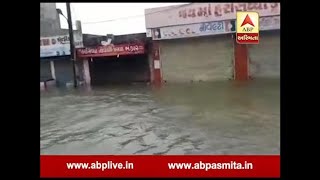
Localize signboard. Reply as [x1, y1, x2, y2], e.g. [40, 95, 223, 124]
[145, 3, 280, 28]
[151, 15, 279, 40]
[225, 16, 280, 32]
[76, 43, 145, 58]
[40, 34, 83, 58]
[146, 29, 152, 37]
[152, 21, 228, 40]
[236, 11, 259, 44]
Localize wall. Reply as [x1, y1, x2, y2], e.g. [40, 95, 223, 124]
[40, 3, 82, 37]
[76, 60, 84, 82]
[145, 3, 280, 29]
[40, 3, 61, 37]
[147, 42, 155, 83]
[59, 21, 84, 47]
[160, 35, 234, 83]
[145, 3, 280, 83]
[41, 3, 83, 86]
[82, 33, 147, 47]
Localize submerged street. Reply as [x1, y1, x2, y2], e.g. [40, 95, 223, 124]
[40, 79, 280, 155]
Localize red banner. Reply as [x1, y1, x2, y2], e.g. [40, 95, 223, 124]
[40, 155, 280, 178]
[76, 43, 145, 58]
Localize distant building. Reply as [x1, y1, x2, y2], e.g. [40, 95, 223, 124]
[77, 33, 151, 86]
[40, 3, 62, 37]
[145, 3, 280, 83]
[40, 3, 84, 88]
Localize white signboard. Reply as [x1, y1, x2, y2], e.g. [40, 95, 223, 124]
[151, 15, 279, 40]
[40, 34, 83, 58]
[145, 3, 280, 28]
[146, 29, 152, 38]
[154, 60, 160, 69]
[152, 21, 228, 40]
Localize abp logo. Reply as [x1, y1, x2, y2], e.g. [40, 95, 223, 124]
[236, 12, 259, 44]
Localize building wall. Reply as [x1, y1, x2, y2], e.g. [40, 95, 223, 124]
[82, 33, 147, 47]
[76, 60, 84, 82]
[147, 42, 154, 83]
[249, 31, 280, 78]
[159, 34, 234, 83]
[40, 3, 61, 37]
[41, 3, 84, 86]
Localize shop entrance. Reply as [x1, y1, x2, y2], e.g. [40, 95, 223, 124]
[89, 54, 150, 85]
[248, 30, 280, 79]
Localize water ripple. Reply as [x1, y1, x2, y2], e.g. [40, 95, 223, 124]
[41, 81, 280, 155]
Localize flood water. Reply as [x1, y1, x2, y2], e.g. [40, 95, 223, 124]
[40, 79, 280, 155]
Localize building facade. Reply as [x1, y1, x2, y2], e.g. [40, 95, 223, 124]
[145, 3, 280, 84]
[40, 3, 84, 88]
[76, 33, 151, 86]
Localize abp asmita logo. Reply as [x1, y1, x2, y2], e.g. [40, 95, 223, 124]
[236, 12, 259, 44]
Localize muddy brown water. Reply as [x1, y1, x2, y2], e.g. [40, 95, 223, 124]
[40, 79, 280, 155]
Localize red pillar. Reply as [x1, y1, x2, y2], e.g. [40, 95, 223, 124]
[234, 38, 249, 81]
[151, 41, 162, 85]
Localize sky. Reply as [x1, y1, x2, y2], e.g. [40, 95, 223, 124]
[56, 3, 188, 35]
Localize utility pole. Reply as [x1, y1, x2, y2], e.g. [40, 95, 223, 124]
[66, 3, 77, 88]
